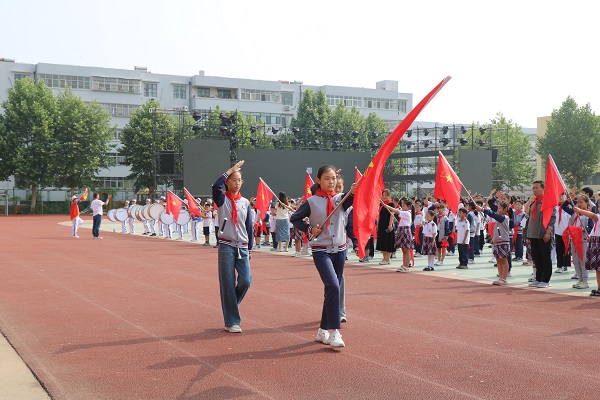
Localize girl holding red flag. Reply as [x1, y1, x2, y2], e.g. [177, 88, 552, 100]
[571, 203, 600, 297]
[290, 165, 357, 349]
[562, 194, 594, 289]
[212, 160, 254, 333]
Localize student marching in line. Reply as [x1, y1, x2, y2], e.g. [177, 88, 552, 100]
[290, 165, 357, 349]
[421, 210, 438, 271]
[212, 160, 254, 333]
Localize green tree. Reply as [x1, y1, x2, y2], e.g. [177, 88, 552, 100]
[537, 97, 600, 187]
[120, 100, 178, 194]
[330, 104, 363, 132]
[314, 90, 331, 131]
[488, 113, 536, 191]
[290, 89, 316, 129]
[0, 77, 58, 212]
[54, 88, 115, 196]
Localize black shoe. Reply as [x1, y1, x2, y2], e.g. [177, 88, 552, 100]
[423, 266, 435, 271]
[150, 233, 157, 236]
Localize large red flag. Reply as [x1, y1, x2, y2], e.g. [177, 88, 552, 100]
[305, 171, 314, 199]
[353, 76, 452, 259]
[355, 166, 363, 183]
[183, 187, 202, 217]
[434, 151, 463, 214]
[166, 190, 183, 222]
[541, 154, 567, 228]
[256, 178, 276, 232]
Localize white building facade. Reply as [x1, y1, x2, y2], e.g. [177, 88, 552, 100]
[0, 59, 413, 199]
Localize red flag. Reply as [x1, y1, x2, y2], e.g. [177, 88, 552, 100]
[355, 166, 363, 183]
[256, 178, 275, 228]
[305, 171, 314, 199]
[353, 76, 451, 259]
[184, 187, 202, 217]
[563, 226, 584, 262]
[434, 151, 463, 214]
[541, 154, 567, 229]
[166, 190, 183, 222]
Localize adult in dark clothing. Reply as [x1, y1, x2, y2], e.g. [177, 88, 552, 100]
[376, 189, 396, 265]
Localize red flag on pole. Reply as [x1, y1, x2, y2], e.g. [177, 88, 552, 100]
[434, 151, 463, 214]
[541, 154, 567, 228]
[355, 166, 363, 183]
[256, 177, 275, 228]
[305, 171, 314, 199]
[183, 187, 202, 217]
[166, 190, 183, 222]
[353, 76, 452, 259]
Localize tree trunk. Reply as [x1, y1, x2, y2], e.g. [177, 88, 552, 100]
[70, 187, 75, 198]
[30, 183, 37, 214]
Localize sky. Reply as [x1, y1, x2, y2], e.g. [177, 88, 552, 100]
[2, 0, 599, 129]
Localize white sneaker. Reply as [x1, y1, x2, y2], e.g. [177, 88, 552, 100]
[73, 235, 79, 238]
[492, 279, 507, 286]
[315, 328, 330, 344]
[434, 261, 443, 266]
[488, 258, 496, 263]
[329, 329, 345, 348]
[529, 280, 540, 287]
[395, 266, 409, 273]
[226, 324, 242, 333]
[537, 282, 551, 288]
[576, 282, 589, 289]
[378, 260, 390, 265]
[293, 252, 301, 257]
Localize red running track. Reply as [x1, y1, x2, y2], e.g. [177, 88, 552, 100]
[1, 215, 600, 399]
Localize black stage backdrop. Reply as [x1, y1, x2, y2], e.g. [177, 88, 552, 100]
[183, 139, 372, 199]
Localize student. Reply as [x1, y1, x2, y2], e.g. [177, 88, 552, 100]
[290, 165, 357, 349]
[91, 192, 111, 239]
[276, 192, 293, 252]
[422, 210, 438, 271]
[563, 194, 594, 289]
[202, 203, 214, 246]
[467, 202, 478, 263]
[572, 204, 600, 297]
[455, 207, 470, 269]
[413, 201, 424, 256]
[212, 160, 254, 333]
[70, 188, 88, 238]
[477, 200, 512, 286]
[250, 202, 262, 249]
[269, 206, 278, 251]
[554, 194, 571, 274]
[385, 197, 414, 273]
[435, 206, 449, 266]
[513, 200, 526, 261]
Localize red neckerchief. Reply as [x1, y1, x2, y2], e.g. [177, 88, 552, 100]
[225, 191, 242, 224]
[531, 196, 543, 221]
[315, 188, 337, 228]
[558, 204, 563, 225]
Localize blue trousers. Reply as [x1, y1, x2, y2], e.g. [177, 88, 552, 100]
[468, 236, 476, 260]
[218, 244, 252, 327]
[92, 214, 102, 238]
[312, 250, 346, 330]
[457, 243, 469, 266]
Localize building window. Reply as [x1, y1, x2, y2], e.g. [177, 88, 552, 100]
[282, 92, 293, 106]
[98, 103, 140, 117]
[111, 129, 123, 141]
[98, 176, 133, 189]
[38, 74, 90, 89]
[14, 73, 32, 81]
[106, 152, 127, 165]
[196, 87, 210, 97]
[217, 88, 235, 100]
[399, 101, 407, 113]
[240, 88, 279, 102]
[92, 77, 141, 93]
[173, 85, 187, 99]
[144, 83, 157, 97]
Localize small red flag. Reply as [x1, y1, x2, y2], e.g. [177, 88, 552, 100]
[256, 178, 275, 227]
[563, 226, 584, 262]
[541, 155, 567, 229]
[355, 166, 363, 183]
[353, 76, 452, 259]
[434, 151, 463, 214]
[184, 187, 202, 218]
[305, 171, 314, 199]
[166, 190, 183, 222]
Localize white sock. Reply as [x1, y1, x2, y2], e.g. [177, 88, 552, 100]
[428, 255, 435, 267]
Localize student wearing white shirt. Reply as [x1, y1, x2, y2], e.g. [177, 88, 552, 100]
[91, 192, 111, 239]
[422, 210, 438, 271]
[455, 207, 470, 269]
[554, 195, 571, 274]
